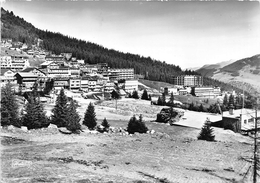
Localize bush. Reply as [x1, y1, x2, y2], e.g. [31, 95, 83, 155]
[198, 119, 215, 141]
[127, 115, 148, 134]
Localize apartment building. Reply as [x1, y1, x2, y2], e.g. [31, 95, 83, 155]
[194, 86, 221, 98]
[1, 55, 30, 71]
[173, 75, 203, 86]
[108, 68, 134, 80]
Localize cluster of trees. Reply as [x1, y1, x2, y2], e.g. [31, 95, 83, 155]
[1, 82, 149, 135]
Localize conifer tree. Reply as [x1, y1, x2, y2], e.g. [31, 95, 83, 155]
[22, 95, 49, 130]
[198, 104, 204, 112]
[132, 90, 139, 99]
[198, 118, 215, 141]
[1, 82, 21, 127]
[83, 102, 97, 130]
[51, 88, 68, 127]
[101, 118, 110, 132]
[157, 96, 163, 105]
[161, 93, 166, 105]
[169, 92, 174, 106]
[141, 89, 149, 100]
[223, 94, 228, 107]
[127, 114, 148, 134]
[228, 94, 235, 107]
[66, 100, 81, 133]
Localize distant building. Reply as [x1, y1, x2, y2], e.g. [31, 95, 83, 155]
[15, 72, 39, 92]
[53, 77, 69, 90]
[69, 78, 81, 91]
[108, 68, 134, 80]
[173, 75, 203, 86]
[0, 69, 16, 87]
[124, 80, 138, 93]
[194, 86, 221, 98]
[222, 108, 260, 133]
[22, 67, 47, 78]
[1, 55, 30, 71]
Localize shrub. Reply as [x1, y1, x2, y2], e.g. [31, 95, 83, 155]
[198, 119, 215, 141]
[127, 115, 148, 134]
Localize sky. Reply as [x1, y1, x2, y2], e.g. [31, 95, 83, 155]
[2, 0, 260, 69]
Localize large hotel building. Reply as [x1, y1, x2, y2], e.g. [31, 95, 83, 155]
[173, 75, 203, 86]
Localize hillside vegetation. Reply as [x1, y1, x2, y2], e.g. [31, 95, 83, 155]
[1, 8, 248, 95]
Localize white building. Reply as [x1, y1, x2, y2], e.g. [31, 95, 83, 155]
[124, 80, 138, 93]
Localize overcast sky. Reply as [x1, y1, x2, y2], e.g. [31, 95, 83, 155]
[2, 1, 260, 69]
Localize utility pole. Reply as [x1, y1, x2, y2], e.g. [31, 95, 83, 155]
[253, 98, 258, 183]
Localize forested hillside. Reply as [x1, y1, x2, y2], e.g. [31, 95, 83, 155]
[1, 8, 247, 95]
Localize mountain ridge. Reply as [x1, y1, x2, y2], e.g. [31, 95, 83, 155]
[196, 54, 260, 94]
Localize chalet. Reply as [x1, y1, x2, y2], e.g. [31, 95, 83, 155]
[45, 56, 65, 64]
[0, 69, 16, 87]
[0, 55, 30, 71]
[88, 79, 97, 91]
[69, 78, 81, 91]
[53, 77, 69, 90]
[222, 108, 260, 133]
[104, 82, 115, 92]
[77, 59, 85, 64]
[80, 78, 89, 92]
[22, 67, 47, 78]
[15, 72, 39, 92]
[40, 61, 54, 69]
[69, 68, 80, 78]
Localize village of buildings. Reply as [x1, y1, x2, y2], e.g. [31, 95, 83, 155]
[1, 38, 259, 134]
[1, 39, 224, 97]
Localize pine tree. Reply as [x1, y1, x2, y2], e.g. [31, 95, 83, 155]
[169, 92, 174, 106]
[101, 118, 110, 132]
[1, 83, 21, 127]
[132, 90, 139, 99]
[51, 88, 68, 127]
[83, 102, 97, 130]
[228, 94, 235, 106]
[161, 93, 166, 105]
[66, 100, 81, 133]
[223, 94, 228, 107]
[198, 119, 215, 141]
[141, 89, 149, 100]
[157, 96, 163, 105]
[127, 114, 148, 134]
[22, 95, 49, 130]
[198, 104, 204, 112]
